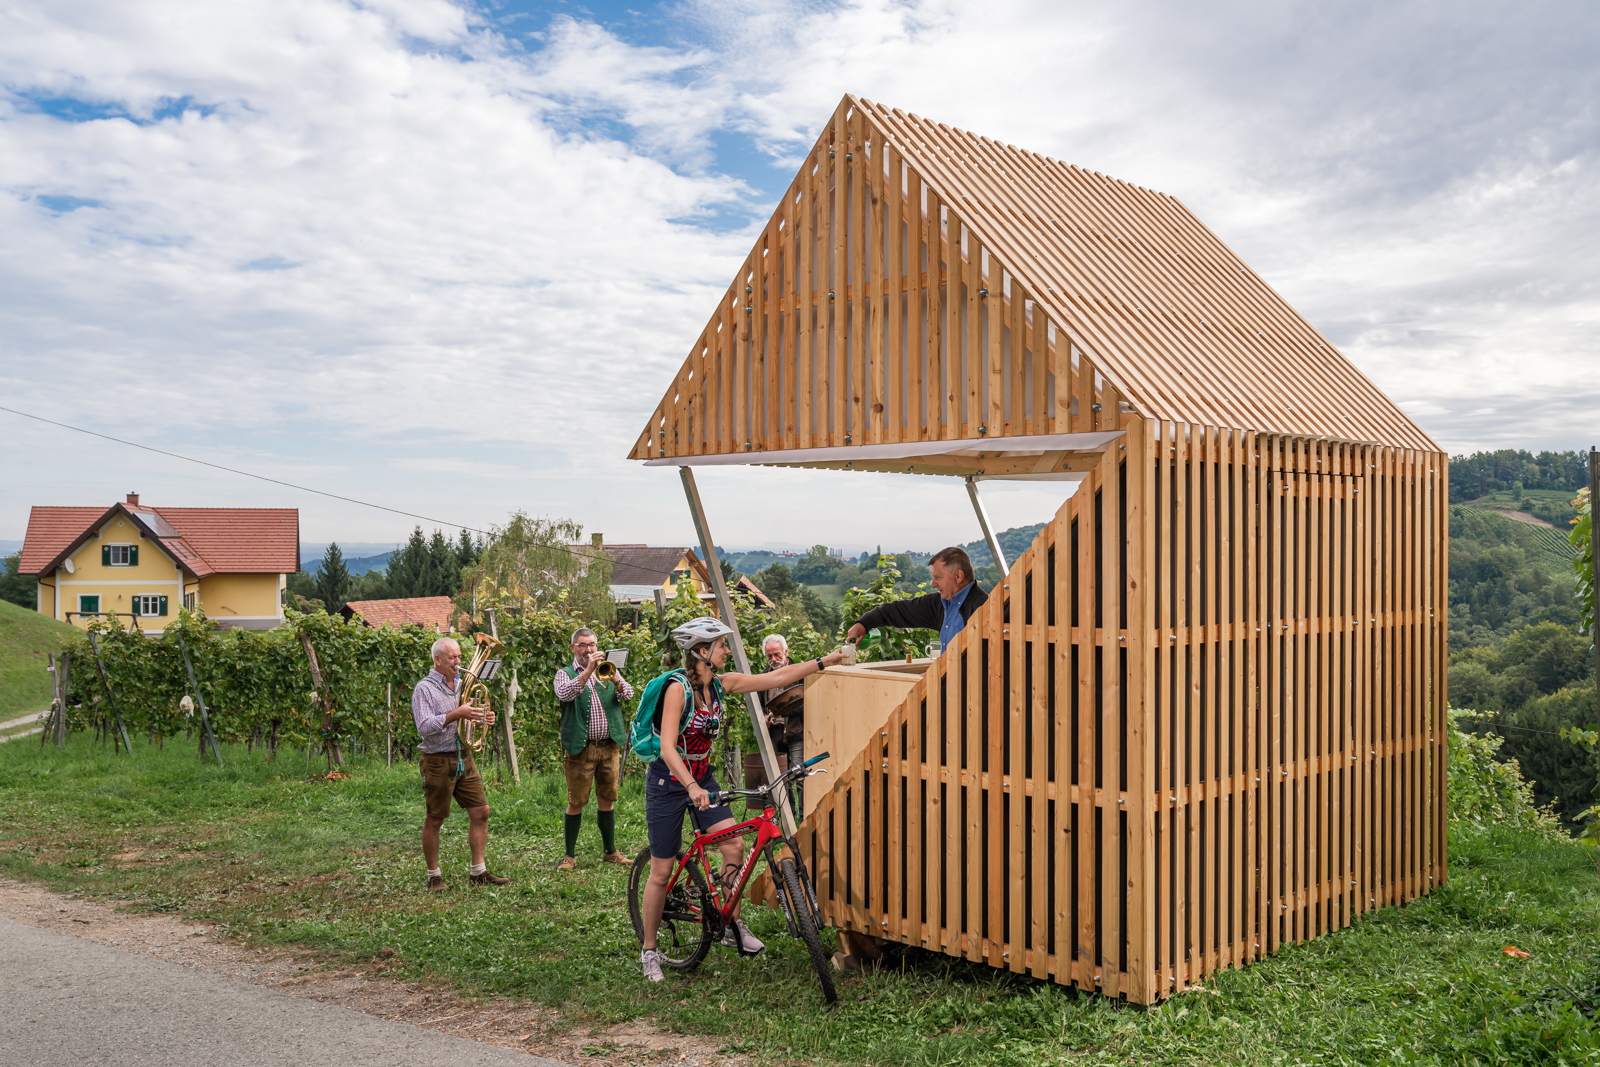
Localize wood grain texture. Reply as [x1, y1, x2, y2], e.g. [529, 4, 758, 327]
[699, 96, 1446, 1004]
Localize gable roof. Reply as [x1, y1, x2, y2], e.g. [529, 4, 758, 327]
[21, 503, 299, 577]
[606, 545, 707, 588]
[629, 94, 1436, 469]
[342, 596, 459, 631]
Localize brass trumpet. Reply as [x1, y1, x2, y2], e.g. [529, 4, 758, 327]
[594, 658, 619, 683]
[457, 632, 505, 753]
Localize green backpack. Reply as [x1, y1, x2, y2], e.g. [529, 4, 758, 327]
[628, 669, 721, 763]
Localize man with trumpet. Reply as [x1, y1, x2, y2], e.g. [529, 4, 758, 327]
[413, 636, 512, 891]
[552, 627, 634, 870]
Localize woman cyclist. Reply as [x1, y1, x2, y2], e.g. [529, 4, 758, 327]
[639, 617, 845, 982]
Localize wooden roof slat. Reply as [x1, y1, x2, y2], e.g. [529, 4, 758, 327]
[630, 95, 1434, 464]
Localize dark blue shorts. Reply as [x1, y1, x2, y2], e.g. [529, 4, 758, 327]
[644, 762, 734, 859]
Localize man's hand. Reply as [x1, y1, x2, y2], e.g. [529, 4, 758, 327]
[578, 649, 604, 680]
[450, 702, 489, 725]
[846, 622, 866, 642]
[688, 783, 712, 811]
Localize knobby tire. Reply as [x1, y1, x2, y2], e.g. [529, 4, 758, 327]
[628, 848, 713, 972]
[777, 856, 837, 1004]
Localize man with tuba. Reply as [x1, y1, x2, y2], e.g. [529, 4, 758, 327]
[413, 636, 511, 891]
[552, 627, 633, 870]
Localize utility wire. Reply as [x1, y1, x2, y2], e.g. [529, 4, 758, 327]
[0, 404, 621, 566]
[1453, 714, 1580, 740]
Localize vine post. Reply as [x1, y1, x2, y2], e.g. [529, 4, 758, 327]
[297, 631, 343, 773]
[175, 633, 221, 764]
[386, 682, 393, 767]
[502, 666, 521, 784]
[87, 633, 133, 754]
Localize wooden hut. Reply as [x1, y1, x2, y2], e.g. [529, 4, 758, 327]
[629, 95, 1448, 1003]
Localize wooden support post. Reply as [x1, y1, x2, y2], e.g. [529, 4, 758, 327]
[43, 653, 59, 748]
[86, 635, 131, 754]
[965, 476, 1009, 577]
[1591, 447, 1598, 739]
[175, 634, 221, 765]
[386, 682, 393, 768]
[678, 466, 796, 836]
[297, 633, 342, 772]
[504, 666, 521, 784]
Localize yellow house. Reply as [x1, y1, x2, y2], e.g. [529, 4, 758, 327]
[21, 493, 299, 633]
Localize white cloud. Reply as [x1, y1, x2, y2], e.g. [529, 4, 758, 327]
[1, 0, 1595, 551]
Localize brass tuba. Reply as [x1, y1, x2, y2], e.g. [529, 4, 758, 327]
[457, 632, 505, 753]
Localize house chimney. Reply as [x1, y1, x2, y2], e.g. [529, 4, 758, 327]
[591, 532, 603, 548]
[126, 492, 139, 506]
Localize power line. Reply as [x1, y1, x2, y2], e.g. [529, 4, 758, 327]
[0, 404, 619, 565]
[1454, 714, 1579, 740]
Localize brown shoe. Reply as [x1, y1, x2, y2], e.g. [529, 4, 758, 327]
[468, 870, 511, 886]
[427, 875, 450, 892]
[602, 851, 630, 865]
[556, 855, 578, 872]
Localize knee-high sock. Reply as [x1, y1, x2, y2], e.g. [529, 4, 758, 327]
[597, 809, 617, 853]
[564, 812, 582, 857]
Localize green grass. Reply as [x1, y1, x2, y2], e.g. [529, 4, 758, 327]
[0, 598, 79, 718]
[3, 738, 1599, 1066]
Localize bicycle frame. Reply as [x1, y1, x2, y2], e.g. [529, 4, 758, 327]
[665, 758, 826, 933]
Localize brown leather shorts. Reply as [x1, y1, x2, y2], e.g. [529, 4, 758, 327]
[562, 739, 620, 807]
[419, 751, 488, 821]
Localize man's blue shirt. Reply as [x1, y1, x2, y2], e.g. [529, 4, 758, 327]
[940, 582, 973, 649]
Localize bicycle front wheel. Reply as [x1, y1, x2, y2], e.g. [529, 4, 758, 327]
[776, 856, 837, 1004]
[628, 848, 714, 972]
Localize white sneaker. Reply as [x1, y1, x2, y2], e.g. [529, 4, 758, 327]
[721, 920, 765, 957]
[640, 947, 665, 982]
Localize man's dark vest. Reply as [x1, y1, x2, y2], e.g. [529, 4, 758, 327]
[558, 664, 628, 756]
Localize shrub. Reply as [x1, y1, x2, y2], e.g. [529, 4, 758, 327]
[1446, 709, 1564, 840]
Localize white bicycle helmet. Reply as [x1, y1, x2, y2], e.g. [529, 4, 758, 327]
[672, 616, 734, 652]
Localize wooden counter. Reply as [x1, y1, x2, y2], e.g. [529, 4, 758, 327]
[799, 658, 934, 817]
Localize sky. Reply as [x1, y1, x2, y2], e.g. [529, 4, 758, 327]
[2, 0, 1596, 556]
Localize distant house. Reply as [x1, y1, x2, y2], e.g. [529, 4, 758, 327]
[20, 493, 298, 633]
[576, 536, 771, 609]
[341, 596, 461, 632]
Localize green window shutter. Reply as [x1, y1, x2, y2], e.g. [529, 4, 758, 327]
[159, 595, 168, 617]
[131, 597, 141, 617]
[102, 546, 110, 566]
[129, 545, 139, 566]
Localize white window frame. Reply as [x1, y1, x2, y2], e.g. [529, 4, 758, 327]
[136, 594, 162, 616]
[183, 591, 197, 611]
[108, 544, 132, 566]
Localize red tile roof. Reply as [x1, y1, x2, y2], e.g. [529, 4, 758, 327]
[20, 503, 299, 577]
[19, 507, 108, 574]
[342, 597, 461, 631]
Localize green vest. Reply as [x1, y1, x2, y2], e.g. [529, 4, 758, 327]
[559, 663, 628, 756]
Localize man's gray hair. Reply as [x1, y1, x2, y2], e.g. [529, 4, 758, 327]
[570, 627, 596, 646]
[430, 636, 460, 660]
[762, 633, 788, 654]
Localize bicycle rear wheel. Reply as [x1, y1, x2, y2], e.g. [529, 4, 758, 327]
[628, 848, 714, 972]
[776, 856, 837, 1004]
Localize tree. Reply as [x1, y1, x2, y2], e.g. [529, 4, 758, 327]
[459, 512, 613, 624]
[721, 557, 737, 585]
[1, 551, 34, 609]
[754, 562, 799, 601]
[792, 544, 842, 585]
[313, 543, 353, 615]
[386, 526, 464, 599]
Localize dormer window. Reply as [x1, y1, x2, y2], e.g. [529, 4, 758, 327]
[103, 544, 137, 567]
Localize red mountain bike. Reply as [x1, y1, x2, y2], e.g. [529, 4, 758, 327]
[627, 753, 837, 1004]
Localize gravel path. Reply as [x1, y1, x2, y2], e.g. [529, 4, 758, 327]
[0, 880, 749, 1067]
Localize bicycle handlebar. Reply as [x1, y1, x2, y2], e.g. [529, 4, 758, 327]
[707, 751, 830, 808]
